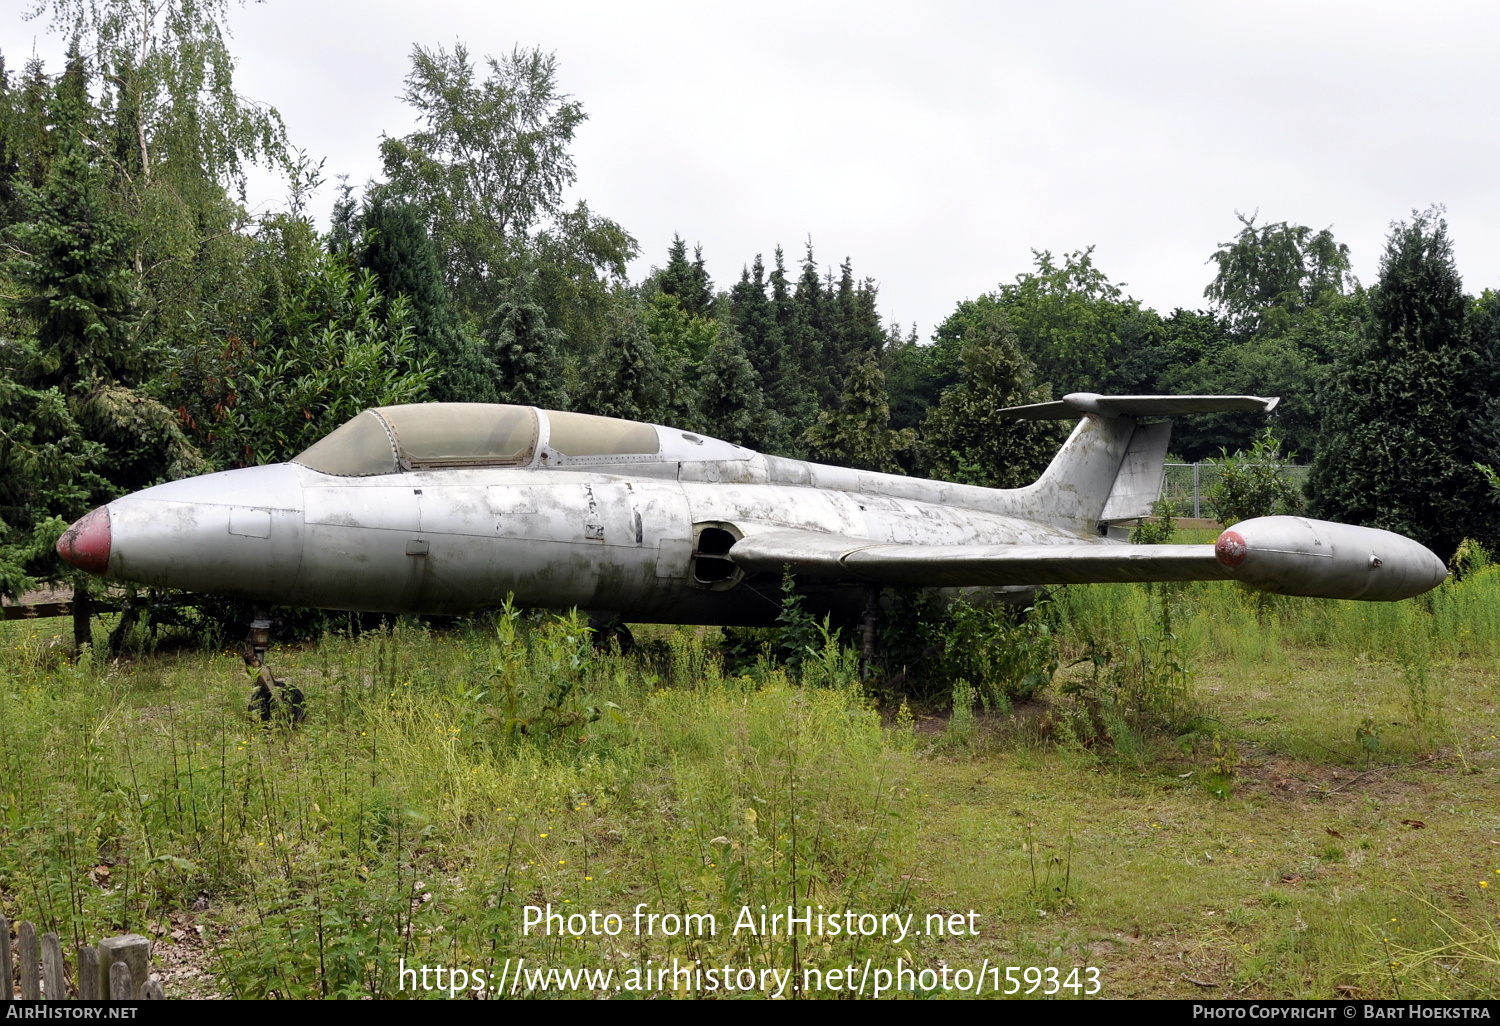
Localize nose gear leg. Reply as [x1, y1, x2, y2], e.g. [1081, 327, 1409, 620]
[243, 611, 304, 724]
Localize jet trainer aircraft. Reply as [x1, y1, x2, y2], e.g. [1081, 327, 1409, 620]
[55, 395, 1449, 629]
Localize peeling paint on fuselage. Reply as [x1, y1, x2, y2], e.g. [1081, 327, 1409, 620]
[96, 415, 1127, 627]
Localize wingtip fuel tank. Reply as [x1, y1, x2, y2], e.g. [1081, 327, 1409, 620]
[1212, 516, 1448, 601]
[57, 506, 112, 575]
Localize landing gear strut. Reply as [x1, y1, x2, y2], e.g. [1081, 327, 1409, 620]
[860, 585, 881, 680]
[243, 611, 304, 723]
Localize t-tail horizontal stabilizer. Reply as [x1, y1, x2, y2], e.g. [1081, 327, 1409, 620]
[998, 392, 1280, 421]
[1005, 393, 1281, 529]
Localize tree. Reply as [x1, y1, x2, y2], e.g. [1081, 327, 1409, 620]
[19, 3, 294, 423]
[577, 304, 668, 424]
[1205, 213, 1352, 339]
[356, 189, 498, 403]
[4, 64, 200, 642]
[1161, 332, 1330, 461]
[827, 257, 885, 384]
[656, 234, 713, 317]
[803, 351, 912, 474]
[485, 271, 566, 409]
[1307, 209, 1494, 559]
[992, 248, 1160, 396]
[692, 334, 769, 448]
[888, 297, 986, 433]
[791, 242, 835, 405]
[731, 249, 827, 452]
[1469, 288, 1500, 465]
[0, 348, 103, 598]
[30, 0, 287, 192]
[1205, 429, 1304, 526]
[529, 199, 637, 356]
[177, 227, 432, 470]
[643, 290, 716, 426]
[379, 43, 636, 326]
[920, 306, 1058, 488]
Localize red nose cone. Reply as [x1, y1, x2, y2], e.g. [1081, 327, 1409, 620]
[57, 506, 112, 575]
[1214, 529, 1248, 569]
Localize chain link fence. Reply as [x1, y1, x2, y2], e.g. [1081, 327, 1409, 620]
[1160, 463, 1312, 519]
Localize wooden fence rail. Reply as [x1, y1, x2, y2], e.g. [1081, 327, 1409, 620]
[2, 915, 166, 1000]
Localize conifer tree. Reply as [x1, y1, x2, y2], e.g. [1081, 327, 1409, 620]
[358, 191, 499, 403]
[4, 59, 200, 642]
[657, 234, 713, 317]
[921, 306, 1058, 488]
[803, 351, 912, 473]
[792, 242, 837, 404]
[486, 271, 567, 408]
[579, 304, 668, 423]
[829, 258, 884, 380]
[1307, 210, 1495, 559]
[693, 335, 771, 448]
[767, 246, 819, 442]
[730, 255, 778, 379]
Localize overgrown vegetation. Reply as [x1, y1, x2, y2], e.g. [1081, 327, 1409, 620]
[1206, 429, 1305, 526]
[2, 561, 1497, 998]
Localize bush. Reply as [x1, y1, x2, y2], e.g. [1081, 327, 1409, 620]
[1207, 429, 1304, 526]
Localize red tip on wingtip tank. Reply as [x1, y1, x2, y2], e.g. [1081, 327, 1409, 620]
[1214, 529, 1248, 569]
[56, 506, 111, 574]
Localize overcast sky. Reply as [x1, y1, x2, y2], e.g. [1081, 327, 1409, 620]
[6, 1, 1498, 338]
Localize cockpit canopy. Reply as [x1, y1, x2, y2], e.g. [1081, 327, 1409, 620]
[292, 404, 664, 477]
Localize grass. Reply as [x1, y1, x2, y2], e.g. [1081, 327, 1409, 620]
[0, 565, 1497, 999]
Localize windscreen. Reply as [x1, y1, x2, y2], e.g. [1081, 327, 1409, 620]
[292, 410, 400, 476]
[293, 404, 541, 475]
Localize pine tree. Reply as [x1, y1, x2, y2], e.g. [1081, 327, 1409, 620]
[579, 304, 668, 423]
[693, 334, 771, 448]
[657, 234, 713, 317]
[1307, 209, 1495, 559]
[358, 191, 499, 403]
[802, 352, 913, 473]
[829, 257, 885, 383]
[4, 59, 200, 642]
[921, 306, 1058, 488]
[768, 246, 818, 442]
[730, 255, 779, 381]
[792, 242, 837, 404]
[486, 271, 567, 408]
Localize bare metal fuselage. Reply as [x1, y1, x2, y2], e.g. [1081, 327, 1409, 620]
[102, 455, 1084, 626]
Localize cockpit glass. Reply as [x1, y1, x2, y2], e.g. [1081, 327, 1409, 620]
[381, 404, 539, 469]
[292, 404, 541, 475]
[291, 411, 399, 476]
[546, 410, 660, 456]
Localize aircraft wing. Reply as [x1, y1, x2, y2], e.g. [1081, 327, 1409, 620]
[729, 528, 1229, 588]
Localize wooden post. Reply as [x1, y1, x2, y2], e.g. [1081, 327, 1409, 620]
[72, 585, 93, 651]
[108, 961, 132, 1000]
[16, 922, 38, 1000]
[98, 934, 150, 1000]
[40, 933, 65, 999]
[77, 946, 100, 1000]
[0, 914, 12, 1002]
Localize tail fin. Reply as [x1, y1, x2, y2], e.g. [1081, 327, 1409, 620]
[1000, 393, 1279, 532]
